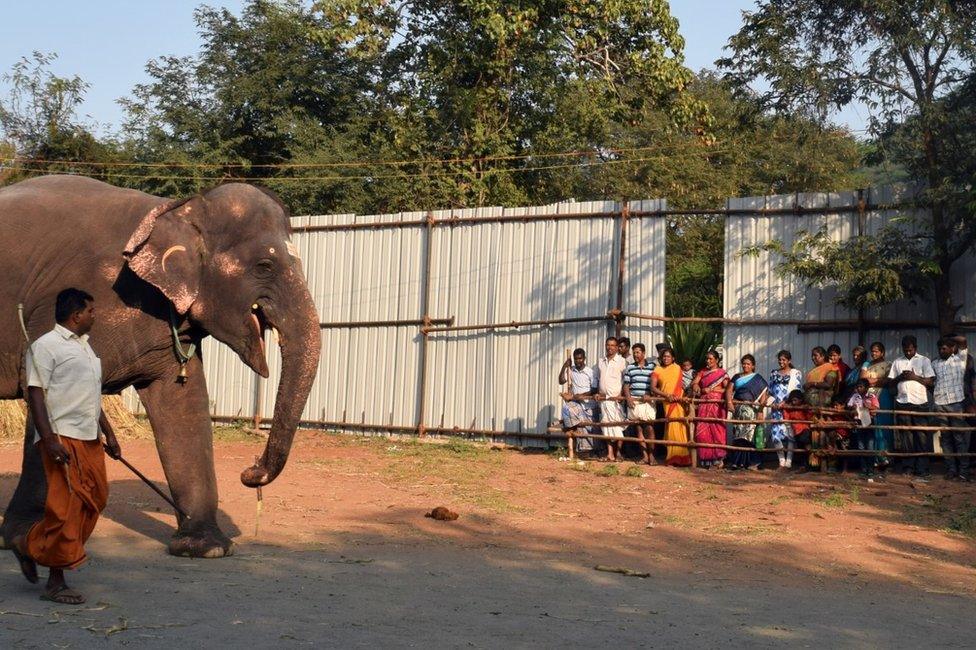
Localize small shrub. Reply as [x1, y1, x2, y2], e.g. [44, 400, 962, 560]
[598, 464, 619, 477]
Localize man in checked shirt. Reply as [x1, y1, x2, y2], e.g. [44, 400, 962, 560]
[933, 335, 972, 482]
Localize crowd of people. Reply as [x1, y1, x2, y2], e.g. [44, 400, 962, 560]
[558, 334, 975, 482]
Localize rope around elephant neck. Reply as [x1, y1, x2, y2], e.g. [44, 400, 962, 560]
[168, 306, 196, 381]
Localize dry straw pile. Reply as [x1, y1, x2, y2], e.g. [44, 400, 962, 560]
[0, 395, 152, 441]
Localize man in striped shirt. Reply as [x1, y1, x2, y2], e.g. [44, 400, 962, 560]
[624, 343, 656, 464]
[933, 335, 972, 481]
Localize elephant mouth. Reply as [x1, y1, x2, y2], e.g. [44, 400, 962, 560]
[246, 302, 274, 378]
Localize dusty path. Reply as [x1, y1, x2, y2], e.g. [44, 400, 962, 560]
[1, 431, 975, 647]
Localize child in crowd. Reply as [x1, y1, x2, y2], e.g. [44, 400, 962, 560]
[847, 378, 880, 478]
[780, 390, 808, 469]
[681, 359, 695, 394]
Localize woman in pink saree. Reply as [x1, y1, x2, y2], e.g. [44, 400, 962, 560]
[691, 350, 729, 469]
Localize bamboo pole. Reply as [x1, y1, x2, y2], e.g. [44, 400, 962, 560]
[563, 348, 574, 460]
[415, 211, 435, 437]
[320, 317, 454, 329]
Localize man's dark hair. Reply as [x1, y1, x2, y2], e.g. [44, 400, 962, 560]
[573, 347, 586, 357]
[618, 337, 631, 347]
[632, 343, 646, 353]
[55, 288, 94, 323]
[855, 378, 869, 389]
[937, 336, 953, 348]
[902, 335, 917, 348]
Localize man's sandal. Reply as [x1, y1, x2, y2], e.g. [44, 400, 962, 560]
[40, 585, 86, 605]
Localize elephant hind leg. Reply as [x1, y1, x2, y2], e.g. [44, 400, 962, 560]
[0, 414, 47, 549]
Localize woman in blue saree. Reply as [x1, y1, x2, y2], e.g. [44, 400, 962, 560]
[725, 354, 768, 471]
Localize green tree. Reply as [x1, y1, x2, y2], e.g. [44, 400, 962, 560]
[0, 52, 120, 184]
[120, 0, 372, 206]
[312, 0, 709, 209]
[720, 0, 976, 333]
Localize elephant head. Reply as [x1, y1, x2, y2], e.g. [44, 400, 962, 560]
[123, 184, 321, 488]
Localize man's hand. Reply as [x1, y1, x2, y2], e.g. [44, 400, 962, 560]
[103, 434, 122, 460]
[43, 438, 71, 465]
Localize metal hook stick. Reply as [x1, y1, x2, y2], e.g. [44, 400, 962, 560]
[108, 448, 190, 520]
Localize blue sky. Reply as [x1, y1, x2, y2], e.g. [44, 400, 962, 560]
[0, 0, 866, 135]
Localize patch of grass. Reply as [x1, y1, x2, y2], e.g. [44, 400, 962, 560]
[707, 523, 777, 537]
[597, 464, 619, 477]
[567, 461, 589, 472]
[625, 465, 646, 478]
[813, 482, 861, 509]
[769, 495, 790, 506]
[818, 492, 849, 508]
[946, 507, 976, 537]
[212, 425, 264, 442]
[379, 437, 520, 513]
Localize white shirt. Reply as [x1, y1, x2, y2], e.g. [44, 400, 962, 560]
[567, 365, 598, 399]
[26, 324, 102, 441]
[596, 354, 628, 397]
[932, 349, 968, 406]
[888, 354, 935, 406]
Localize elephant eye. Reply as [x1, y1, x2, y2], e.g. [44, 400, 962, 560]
[253, 258, 275, 278]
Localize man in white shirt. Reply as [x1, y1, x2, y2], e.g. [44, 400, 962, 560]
[932, 335, 972, 481]
[595, 337, 628, 462]
[9, 289, 121, 605]
[887, 335, 935, 477]
[558, 348, 598, 454]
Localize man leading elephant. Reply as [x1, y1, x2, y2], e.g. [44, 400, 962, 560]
[0, 175, 321, 558]
[10, 288, 122, 605]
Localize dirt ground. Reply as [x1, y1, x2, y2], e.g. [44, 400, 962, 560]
[1, 430, 975, 648]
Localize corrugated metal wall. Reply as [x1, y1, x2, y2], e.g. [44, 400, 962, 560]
[722, 185, 972, 378]
[127, 200, 667, 442]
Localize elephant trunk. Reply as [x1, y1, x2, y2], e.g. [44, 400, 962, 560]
[240, 281, 320, 487]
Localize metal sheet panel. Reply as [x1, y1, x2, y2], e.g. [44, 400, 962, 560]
[196, 199, 666, 446]
[423, 200, 666, 440]
[723, 186, 945, 378]
[623, 201, 667, 353]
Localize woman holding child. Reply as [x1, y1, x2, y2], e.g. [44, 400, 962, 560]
[861, 342, 894, 473]
[691, 350, 729, 469]
[804, 346, 840, 468]
[768, 350, 803, 469]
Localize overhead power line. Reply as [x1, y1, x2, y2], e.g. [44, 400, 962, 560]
[4, 147, 741, 183]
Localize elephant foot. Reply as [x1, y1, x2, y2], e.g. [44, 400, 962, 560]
[167, 526, 234, 558]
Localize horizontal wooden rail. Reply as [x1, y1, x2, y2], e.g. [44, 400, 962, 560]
[320, 317, 454, 329]
[293, 201, 922, 233]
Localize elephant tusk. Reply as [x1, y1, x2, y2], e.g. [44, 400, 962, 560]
[161, 245, 187, 272]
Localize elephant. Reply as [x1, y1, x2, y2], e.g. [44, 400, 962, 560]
[0, 175, 321, 557]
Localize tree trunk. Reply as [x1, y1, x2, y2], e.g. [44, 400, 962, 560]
[923, 122, 959, 336]
[934, 264, 959, 336]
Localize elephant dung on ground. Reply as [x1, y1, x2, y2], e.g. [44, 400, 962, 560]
[0, 175, 321, 557]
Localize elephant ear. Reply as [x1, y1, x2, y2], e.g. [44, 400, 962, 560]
[123, 197, 205, 315]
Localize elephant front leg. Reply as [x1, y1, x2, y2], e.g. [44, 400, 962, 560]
[137, 358, 233, 558]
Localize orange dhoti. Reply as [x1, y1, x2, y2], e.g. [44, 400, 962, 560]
[25, 438, 107, 569]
